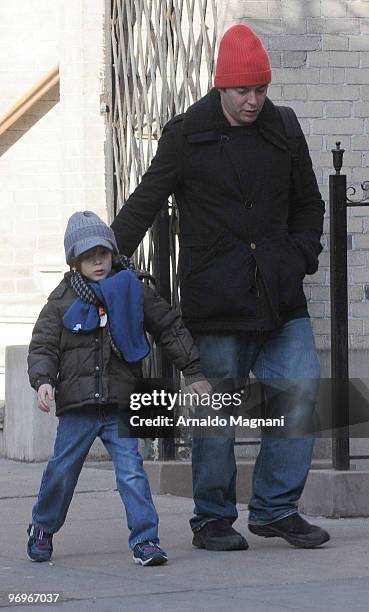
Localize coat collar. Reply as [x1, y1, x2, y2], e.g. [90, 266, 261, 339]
[182, 88, 228, 137]
[182, 88, 288, 151]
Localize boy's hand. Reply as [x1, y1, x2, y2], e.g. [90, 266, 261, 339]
[37, 384, 54, 412]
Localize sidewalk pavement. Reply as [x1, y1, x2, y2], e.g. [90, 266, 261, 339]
[1, 458, 369, 612]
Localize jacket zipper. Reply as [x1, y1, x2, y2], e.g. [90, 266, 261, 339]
[94, 328, 104, 402]
[99, 326, 104, 400]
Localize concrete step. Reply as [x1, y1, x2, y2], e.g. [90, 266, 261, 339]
[87, 459, 369, 517]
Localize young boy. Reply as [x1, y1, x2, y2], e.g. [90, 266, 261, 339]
[27, 211, 209, 566]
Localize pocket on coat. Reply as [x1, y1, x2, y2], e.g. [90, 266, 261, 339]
[179, 232, 259, 320]
[179, 231, 225, 277]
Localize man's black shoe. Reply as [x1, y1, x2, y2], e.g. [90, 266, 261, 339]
[192, 519, 249, 551]
[248, 513, 330, 548]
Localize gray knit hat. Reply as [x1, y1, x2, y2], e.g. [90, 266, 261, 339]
[64, 211, 118, 264]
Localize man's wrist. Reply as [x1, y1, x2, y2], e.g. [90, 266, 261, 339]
[184, 373, 206, 386]
[35, 377, 53, 391]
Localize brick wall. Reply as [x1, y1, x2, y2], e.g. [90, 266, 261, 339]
[219, 1, 369, 354]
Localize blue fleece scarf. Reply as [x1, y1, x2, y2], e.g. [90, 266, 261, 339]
[63, 270, 150, 363]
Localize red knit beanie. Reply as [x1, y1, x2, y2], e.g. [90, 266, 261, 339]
[214, 24, 272, 88]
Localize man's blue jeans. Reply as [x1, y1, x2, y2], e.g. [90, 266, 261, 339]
[32, 406, 159, 548]
[191, 318, 320, 530]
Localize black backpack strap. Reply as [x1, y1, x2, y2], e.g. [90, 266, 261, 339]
[277, 105, 303, 197]
[277, 105, 302, 138]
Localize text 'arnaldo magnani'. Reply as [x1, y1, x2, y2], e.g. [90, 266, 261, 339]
[117, 378, 369, 439]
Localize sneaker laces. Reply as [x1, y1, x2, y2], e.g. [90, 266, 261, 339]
[30, 526, 52, 543]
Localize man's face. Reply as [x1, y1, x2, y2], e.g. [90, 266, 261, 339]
[78, 246, 113, 282]
[219, 85, 268, 126]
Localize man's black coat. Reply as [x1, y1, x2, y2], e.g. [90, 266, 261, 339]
[111, 89, 325, 333]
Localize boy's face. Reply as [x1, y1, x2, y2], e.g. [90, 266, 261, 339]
[78, 246, 113, 281]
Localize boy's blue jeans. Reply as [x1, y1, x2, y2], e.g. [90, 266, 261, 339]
[191, 318, 320, 531]
[31, 406, 159, 548]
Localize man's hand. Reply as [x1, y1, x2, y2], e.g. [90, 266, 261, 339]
[185, 379, 212, 400]
[184, 379, 212, 414]
[37, 384, 54, 412]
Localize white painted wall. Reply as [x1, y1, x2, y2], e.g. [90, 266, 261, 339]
[0, 0, 107, 400]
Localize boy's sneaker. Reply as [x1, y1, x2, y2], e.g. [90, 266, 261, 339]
[132, 541, 168, 566]
[27, 524, 53, 562]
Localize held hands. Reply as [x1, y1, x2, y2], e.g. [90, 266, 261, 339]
[185, 379, 212, 400]
[185, 379, 212, 414]
[37, 384, 54, 412]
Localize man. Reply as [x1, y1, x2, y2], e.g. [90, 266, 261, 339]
[111, 23, 329, 551]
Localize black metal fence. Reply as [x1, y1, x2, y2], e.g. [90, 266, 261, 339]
[329, 143, 369, 470]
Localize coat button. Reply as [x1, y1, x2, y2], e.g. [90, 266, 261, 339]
[95, 393, 100, 398]
[250, 242, 256, 250]
[245, 200, 253, 209]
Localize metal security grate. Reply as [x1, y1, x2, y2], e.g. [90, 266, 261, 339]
[107, 0, 216, 287]
[105, 0, 216, 458]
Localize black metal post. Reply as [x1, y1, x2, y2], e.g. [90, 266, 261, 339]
[329, 143, 350, 470]
[153, 205, 176, 460]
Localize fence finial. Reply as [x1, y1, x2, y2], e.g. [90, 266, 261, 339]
[332, 141, 344, 175]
